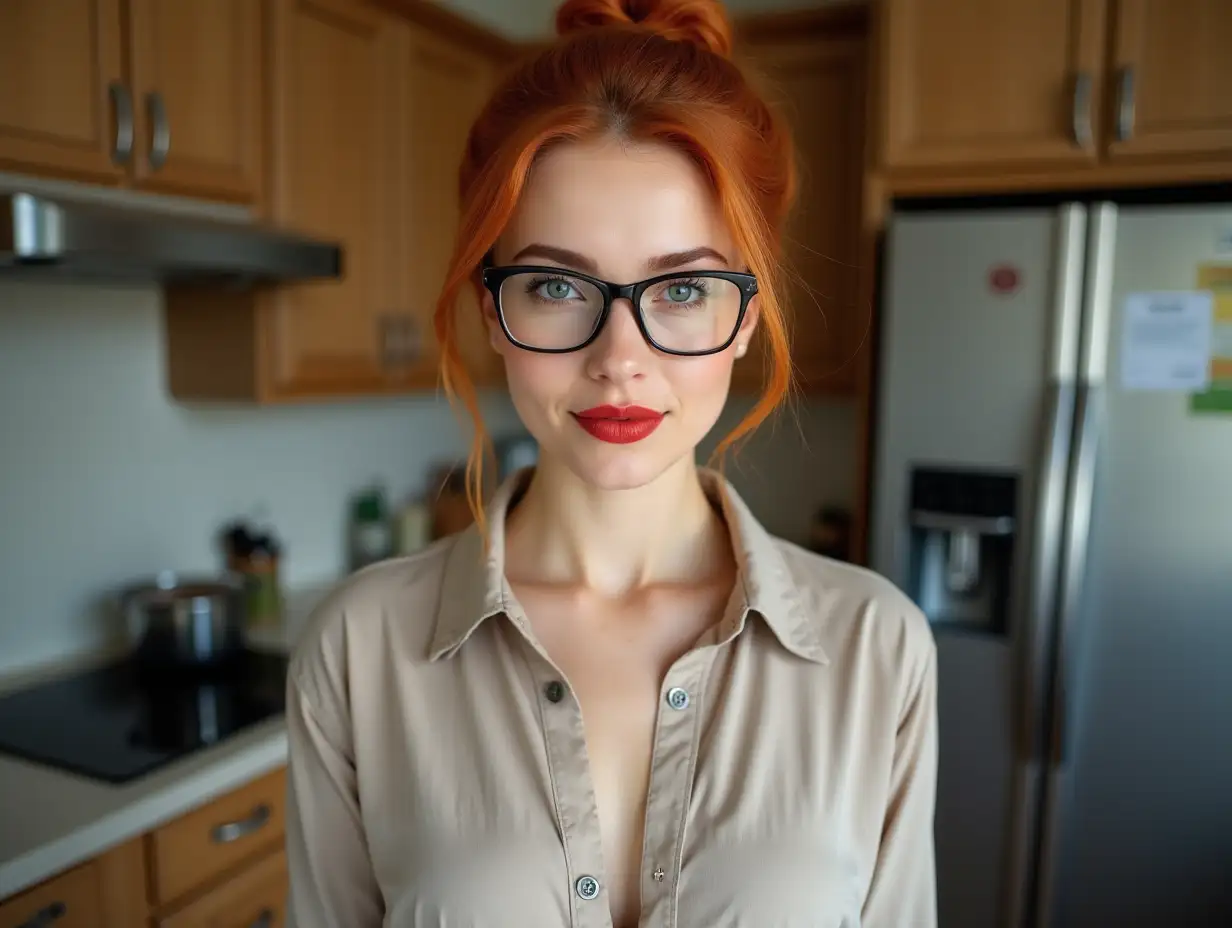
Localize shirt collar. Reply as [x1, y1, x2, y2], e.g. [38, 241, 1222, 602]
[429, 467, 829, 665]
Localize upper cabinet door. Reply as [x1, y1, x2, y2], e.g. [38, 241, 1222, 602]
[0, 0, 127, 184]
[1106, 0, 1232, 162]
[404, 23, 497, 384]
[741, 33, 867, 393]
[262, 0, 405, 397]
[878, 0, 1107, 171]
[127, 0, 264, 205]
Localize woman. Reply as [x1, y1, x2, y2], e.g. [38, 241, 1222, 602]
[285, 0, 938, 925]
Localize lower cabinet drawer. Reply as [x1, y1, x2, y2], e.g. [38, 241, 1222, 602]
[0, 860, 102, 928]
[148, 768, 287, 906]
[157, 849, 287, 928]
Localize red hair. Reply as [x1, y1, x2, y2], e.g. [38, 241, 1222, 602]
[433, 0, 799, 529]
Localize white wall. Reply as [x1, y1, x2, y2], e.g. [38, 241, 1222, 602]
[0, 282, 856, 675]
[436, 0, 852, 40]
[0, 283, 520, 673]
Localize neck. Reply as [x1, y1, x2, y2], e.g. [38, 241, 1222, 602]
[503, 456, 731, 597]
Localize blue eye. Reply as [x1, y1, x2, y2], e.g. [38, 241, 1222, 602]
[653, 278, 710, 308]
[524, 275, 587, 302]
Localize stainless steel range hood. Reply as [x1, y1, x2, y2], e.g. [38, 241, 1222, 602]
[0, 190, 342, 285]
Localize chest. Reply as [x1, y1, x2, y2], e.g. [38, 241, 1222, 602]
[515, 588, 725, 927]
[353, 619, 886, 927]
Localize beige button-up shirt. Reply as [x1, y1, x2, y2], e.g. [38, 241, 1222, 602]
[286, 469, 938, 927]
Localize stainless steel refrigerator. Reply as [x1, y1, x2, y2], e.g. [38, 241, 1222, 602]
[869, 195, 1232, 928]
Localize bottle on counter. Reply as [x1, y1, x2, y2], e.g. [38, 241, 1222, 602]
[395, 495, 432, 556]
[222, 521, 284, 629]
[349, 484, 393, 571]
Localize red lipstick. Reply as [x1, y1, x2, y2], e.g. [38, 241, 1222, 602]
[572, 405, 664, 444]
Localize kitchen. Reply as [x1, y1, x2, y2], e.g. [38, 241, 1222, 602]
[1, 0, 1230, 927]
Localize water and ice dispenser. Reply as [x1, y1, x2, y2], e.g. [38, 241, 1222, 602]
[906, 467, 1018, 634]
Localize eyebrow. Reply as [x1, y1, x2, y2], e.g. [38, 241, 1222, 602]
[508, 244, 730, 275]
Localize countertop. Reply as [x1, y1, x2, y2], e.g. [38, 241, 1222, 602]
[0, 583, 330, 900]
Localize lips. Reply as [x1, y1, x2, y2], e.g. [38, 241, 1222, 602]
[571, 405, 665, 444]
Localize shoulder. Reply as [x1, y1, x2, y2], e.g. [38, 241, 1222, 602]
[773, 538, 936, 698]
[287, 536, 456, 711]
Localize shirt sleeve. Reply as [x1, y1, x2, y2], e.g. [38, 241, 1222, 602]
[285, 669, 384, 928]
[861, 635, 940, 927]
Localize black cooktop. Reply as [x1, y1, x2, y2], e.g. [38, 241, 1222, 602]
[0, 649, 288, 784]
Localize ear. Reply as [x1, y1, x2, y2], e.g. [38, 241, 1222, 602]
[481, 290, 506, 354]
[732, 294, 760, 358]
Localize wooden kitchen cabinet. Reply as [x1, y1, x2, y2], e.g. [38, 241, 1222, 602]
[0, 0, 126, 185]
[404, 20, 501, 384]
[0, 0, 264, 206]
[733, 9, 869, 395]
[0, 839, 145, 928]
[126, 0, 265, 205]
[873, 0, 1232, 189]
[258, 0, 409, 398]
[157, 850, 287, 928]
[0, 770, 286, 928]
[0, 858, 108, 928]
[876, 0, 1107, 172]
[1106, 0, 1232, 164]
[147, 768, 286, 907]
[165, 0, 503, 401]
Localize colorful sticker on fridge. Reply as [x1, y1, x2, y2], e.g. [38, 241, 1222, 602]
[1191, 264, 1232, 413]
[1120, 291, 1212, 392]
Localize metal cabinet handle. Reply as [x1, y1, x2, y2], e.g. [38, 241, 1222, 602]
[248, 907, 275, 928]
[17, 900, 66, 928]
[109, 82, 134, 164]
[402, 317, 423, 364]
[379, 316, 396, 368]
[146, 90, 171, 170]
[210, 802, 271, 843]
[1071, 72, 1093, 150]
[379, 315, 422, 370]
[1115, 66, 1136, 142]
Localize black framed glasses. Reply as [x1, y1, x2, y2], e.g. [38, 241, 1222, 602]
[481, 264, 758, 356]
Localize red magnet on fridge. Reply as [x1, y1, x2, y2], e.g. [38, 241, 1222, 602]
[989, 264, 1021, 295]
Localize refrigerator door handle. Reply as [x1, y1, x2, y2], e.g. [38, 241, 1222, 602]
[1032, 381, 1103, 928]
[1017, 381, 1076, 765]
[1004, 206, 1087, 928]
[1005, 380, 1078, 928]
[1079, 204, 1118, 385]
[1048, 205, 1088, 381]
[1019, 202, 1087, 765]
[1049, 382, 1104, 766]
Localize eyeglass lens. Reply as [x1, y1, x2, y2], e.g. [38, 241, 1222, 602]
[498, 271, 744, 353]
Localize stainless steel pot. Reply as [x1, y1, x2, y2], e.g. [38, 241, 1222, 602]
[121, 571, 247, 669]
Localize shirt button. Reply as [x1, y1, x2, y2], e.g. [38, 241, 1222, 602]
[543, 680, 566, 703]
[575, 875, 601, 900]
[666, 686, 690, 710]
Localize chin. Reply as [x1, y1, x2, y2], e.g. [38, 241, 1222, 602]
[556, 431, 689, 492]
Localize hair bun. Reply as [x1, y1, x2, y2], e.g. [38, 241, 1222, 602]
[555, 0, 734, 59]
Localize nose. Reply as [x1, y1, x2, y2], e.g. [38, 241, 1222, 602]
[584, 298, 650, 384]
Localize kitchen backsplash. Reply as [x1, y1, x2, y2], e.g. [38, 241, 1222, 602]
[0, 282, 857, 675]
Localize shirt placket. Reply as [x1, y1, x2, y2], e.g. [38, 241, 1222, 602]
[518, 636, 612, 928]
[638, 649, 714, 928]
